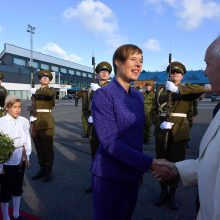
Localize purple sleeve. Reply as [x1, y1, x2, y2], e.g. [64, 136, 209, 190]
[92, 89, 153, 173]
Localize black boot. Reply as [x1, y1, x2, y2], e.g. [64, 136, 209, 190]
[154, 183, 168, 206]
[167, 187, 179, 210]
[32, 167, 45, 180]
[42, 167, 52, 182]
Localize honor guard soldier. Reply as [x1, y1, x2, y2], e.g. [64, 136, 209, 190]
[152, 61, 210, 209]
[0, 72, 7, 117]
[81, 87, 89, 138]
[143, 80, 155, 144]
[30, 70, 56, 182]
[82, 61, 112, 193]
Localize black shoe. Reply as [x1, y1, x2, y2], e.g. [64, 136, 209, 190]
[42, 169, 52, 182]
[85, 186, 92, 193]
[32, 169, 45, 180]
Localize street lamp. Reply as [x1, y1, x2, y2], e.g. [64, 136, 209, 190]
[26, 24, 36, 85]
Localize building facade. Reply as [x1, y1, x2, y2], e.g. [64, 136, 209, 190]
[0, 43, 94, 99]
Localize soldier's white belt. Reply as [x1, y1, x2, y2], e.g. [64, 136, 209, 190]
[36, 109, 52, 113]
[170, 113, 187, 117]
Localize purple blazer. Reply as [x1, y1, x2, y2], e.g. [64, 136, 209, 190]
[91, 78, 153, 181]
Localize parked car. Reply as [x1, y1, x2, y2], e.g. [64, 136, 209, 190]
[62, 94, 74, 100]
[211, 93, 220, 102]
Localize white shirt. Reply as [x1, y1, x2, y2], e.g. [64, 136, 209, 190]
[0, 114, 31, 166]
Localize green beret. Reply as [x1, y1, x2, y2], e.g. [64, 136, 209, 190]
[38, 70, 53, 81]
[0, 72, 5, 80]
[95, 61, 112, 74]
[166, 61, 186, 75]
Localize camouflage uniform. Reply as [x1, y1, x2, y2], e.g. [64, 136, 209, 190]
[143, 90, 155, 144]
[31, 70, 56, 182]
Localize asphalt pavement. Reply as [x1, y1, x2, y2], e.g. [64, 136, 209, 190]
[18, 99, 214, 220]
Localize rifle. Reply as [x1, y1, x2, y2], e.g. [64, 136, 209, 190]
[164, 53, 172, 149]
[30, 71, 37, 136]
[92, 55, 96, 83]
[30, 73, 35, 116]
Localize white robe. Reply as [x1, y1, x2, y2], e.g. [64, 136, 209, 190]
[176, 109, 220, 220]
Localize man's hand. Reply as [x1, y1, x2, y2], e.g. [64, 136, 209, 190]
[165, 81, 179, 93]
[90, 83, 101, 91]
[160, 121, 174, 129]
[30, 88, 37, 95]
[151, 159, 179, 182]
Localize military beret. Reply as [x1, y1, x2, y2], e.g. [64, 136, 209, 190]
[166, 61, 186, 75]
[95, 61, 112, 74]
[0, 72, 5, 80]
[38, 70, 53, 81]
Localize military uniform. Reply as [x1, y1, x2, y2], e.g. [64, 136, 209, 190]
[82, 61, 112, 159]
[143, 81, 155, 144]
[153, 62, 209, 209]
[82, 61, 112, 193]
[88, 80, 109, 158]
[81, 88, 90, 137]
[187, 98, 198, 128]
[0, 72, 7, 117]
[31, 70, 56, 182]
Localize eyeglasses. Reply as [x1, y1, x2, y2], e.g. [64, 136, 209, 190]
[171, 69, 183, 74]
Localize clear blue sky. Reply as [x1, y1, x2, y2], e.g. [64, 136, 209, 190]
[0, 0, 219, 72]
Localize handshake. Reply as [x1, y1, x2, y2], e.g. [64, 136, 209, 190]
[151, 159, 179, 182]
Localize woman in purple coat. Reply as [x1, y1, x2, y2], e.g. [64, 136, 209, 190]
[91, 44, 161, 220]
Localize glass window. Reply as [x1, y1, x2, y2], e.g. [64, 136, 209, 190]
[69, 69, 75, 75]
[13, 58, 26, 66]
[88, 73, 93, 78]
[82, 72, 87, 77]
[60, 67, 67, 73]
[76, 71, 81, 76]
[41, 63, 49, 70]
[51, 65, 59, 72]
[33, 61, 39, 69]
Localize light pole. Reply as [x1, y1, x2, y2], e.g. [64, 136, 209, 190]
[27, 24, 36, 85]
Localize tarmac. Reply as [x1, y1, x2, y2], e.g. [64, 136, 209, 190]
[16, 99, 212, 220]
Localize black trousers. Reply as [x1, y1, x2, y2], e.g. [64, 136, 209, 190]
[0, 162, 25, 203]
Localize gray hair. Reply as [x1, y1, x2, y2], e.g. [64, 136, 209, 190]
[210, 35, 220, 58]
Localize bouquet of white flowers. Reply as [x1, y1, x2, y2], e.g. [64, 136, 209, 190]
[0, 132, 15, 163]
